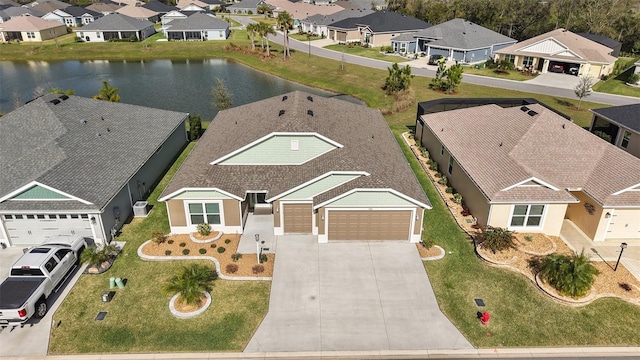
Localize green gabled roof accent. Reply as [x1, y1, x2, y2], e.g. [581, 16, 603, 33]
[174, 190, 232, 200]
[281, 174, 360, 200]
[11, 185, 71, 200]
[326, 191, 415, 207]
[220, 135, 337, 165]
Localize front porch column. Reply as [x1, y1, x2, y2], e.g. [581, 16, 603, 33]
[118, 31, 122, 39]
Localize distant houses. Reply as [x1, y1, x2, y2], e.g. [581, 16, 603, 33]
[74, 13, 155, 42]
[0, 13, 66, 42]
[163, 12, 229, 40]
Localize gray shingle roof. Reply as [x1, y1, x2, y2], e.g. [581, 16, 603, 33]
[329, 11, 429, 32]
[142, 0, 177, 13]
[227, 0, 262, 9]
[165, 12, 228, 31]
[61, 6, 102, 17]
[305, 8, 372, 26]
[0, 94, 188, 211]
[578, 33, 621, 50]
[2, 6, 44, 17]
[420, 104, 640, 206]
[591, 104, 640, 134]
[413, 18, 515, 50]
[78, 12, 153, 31]
[161, 91, 430, 208]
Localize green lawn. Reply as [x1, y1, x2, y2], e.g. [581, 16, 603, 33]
[592, 57, 640, 98]
[463, 66, 539, 82]
[324, 44, 410, 63]
[289, 33, 324, 41]
[49, 143, 270, 354]
[392, 126, 640, 347]
[250, 16, 277, 26]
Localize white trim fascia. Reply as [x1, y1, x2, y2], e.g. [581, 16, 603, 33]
[210, 132, 344, 165]
[313, 188, 431, 210]
[489, 199, 579, 204]
[0, 181, 93, 205]
[515, 37, 583, 60]
[158, 187, 242, 202]
[266, 171, 369, 202]
[612, 183, 640, 196]
[566, 187, 583, 191]
[501, 177, 561, 192]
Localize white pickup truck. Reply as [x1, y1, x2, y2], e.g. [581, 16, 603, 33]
[0, 236, 86, 324]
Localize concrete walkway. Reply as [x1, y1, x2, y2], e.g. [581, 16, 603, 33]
[245, 237, 472, 352]
[237, 213, 277, 254]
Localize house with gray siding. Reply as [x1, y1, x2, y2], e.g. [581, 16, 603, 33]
[163, 12, 229, 40]
[0, 94, 188, 248]
[74, 13, 155, 42]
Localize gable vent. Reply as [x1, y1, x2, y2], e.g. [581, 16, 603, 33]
[50, 99, 60, 105]
[520, 106, 529, 112]
[307, 96, 313, 102]
[59, 95, 69, 100]
[282, 95, 288, 101]
[279, 109, 285, 116]
[307, 109, 314, 116]
[527, 110, 538, 116]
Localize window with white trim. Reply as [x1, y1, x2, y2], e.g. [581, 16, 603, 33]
[26, 32, 35, 39]
[621, 130, 631, 149]
[504, 54, 515, 63]
[522, 56, 533, 68]
[510, 205, 544, 227]
[188, 203, 221, 225]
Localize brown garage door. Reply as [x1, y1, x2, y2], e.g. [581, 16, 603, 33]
[328, 210, 412, 241]
[283, 203, 312, 233]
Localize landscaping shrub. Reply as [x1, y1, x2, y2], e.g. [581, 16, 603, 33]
[445, 186, 454, 193]
[182, 249, 190, 255]
[179, 242, 186, 247]
[421, 237, 435, 249]
[438, 177, 447, 185]
[162, 264, 217, 306]
[231, 253, 242, 262]
[452, 193, 463, 205]
[210, 243, 217, 249]
[525, 235, 534, 242]
[167, 239, 174, 245]
[165, 250, 172, 256]
[80, 244, 118, 267]
[252, 265, 265, 274]
[480, 226, 515, 253]
[499, 59, 515, 71]
[461, 207, 471, 216]
[538, 250, 599, 298]
[434, 172, 442, 178]
[259, 254, 268, 263]
[226, 263, 239, 274]
[628, 73, 640, 84]
[197, 223, 211, 236]
[199, 248, 207, 254]
[151, 232, 165, 245]
[224, 238, 231, 244]
[217, 246, 226, 253]
[420, 147, 429, 159]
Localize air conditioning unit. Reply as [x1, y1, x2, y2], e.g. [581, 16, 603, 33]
[133, 201, 149, 217]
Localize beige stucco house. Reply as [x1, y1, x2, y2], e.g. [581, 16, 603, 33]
[494, 28, 616, 78]
[0, 13, 66, 42]
[327, 11, 430, 47]
[415, 100, 640, 242]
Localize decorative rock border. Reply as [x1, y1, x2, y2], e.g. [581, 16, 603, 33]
[189, 231, 224, 244]
[169, 291, 211, 319]
[421, 245, 446, 261]
[137, 240, 272, 281]
[535, 273, 596, 306]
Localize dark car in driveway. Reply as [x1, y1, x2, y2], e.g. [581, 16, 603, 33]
[428, 54, 444, 65]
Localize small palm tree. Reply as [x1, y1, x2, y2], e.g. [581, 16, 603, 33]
[539, 250, 599, 298]
[163, 264, 217, 306]
[93, 81, 121, 102]
[80, 244, 118, 268]
[276, 11, 294, 59]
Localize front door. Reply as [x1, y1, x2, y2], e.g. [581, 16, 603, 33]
[248, 193, 266, 212]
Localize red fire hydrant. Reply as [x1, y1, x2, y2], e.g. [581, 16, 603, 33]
[480, 312, 490, 326]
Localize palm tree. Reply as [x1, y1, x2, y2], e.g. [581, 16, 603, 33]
[80, 244, 118, 268]
[93, 81, 121, 102]
[246, 23, 258, 51]
[163, 264, 217, 306]
[276, 11, 294, 60]
[539, 250, 599, 298]
[258, 22, 276, 58]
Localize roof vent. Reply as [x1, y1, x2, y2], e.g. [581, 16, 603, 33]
[307, 96, 313, 102]
[50, 99, 60, 105]
[59, 94, 69, 100]
[81, 119, 88, 124]
[97, 133, 102, 137]
[499, 142, 503, 147]
[307, 109, 314, 116]
[527, 110, 538, 116]
[520, 106, 529, 112]
[282, 95, 288, 101]
[279, 110, 285, 116]
[562, 123, 566, 129]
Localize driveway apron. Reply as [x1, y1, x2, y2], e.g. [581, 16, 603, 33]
[244, 236, 472, 352]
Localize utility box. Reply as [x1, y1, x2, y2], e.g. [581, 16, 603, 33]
[101, 291, 115, 303]
[133, 201, 149, 217]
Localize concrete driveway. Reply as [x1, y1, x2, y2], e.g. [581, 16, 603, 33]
[0, 246, 85, 357]
[245, 236, 472, 352]
[523, 72, 594, 90]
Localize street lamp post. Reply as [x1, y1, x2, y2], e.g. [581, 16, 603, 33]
[614, 242, 628, 271]
[308, 35, 311, 58]
[255, 234, 260, 264]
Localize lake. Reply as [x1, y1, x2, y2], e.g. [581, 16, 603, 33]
[0, 59, 337, 120]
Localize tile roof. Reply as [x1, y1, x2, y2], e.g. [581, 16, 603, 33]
[591, 103, 640, 133]
[420, 104, 640, 206]
[304, 8, 372, 26]
[164, 12, 228, 31]
[79, 12, 153, 31]
[412, 18, 515, 50]
[329, 10, 429, 33]
[495, 28, 616, 65]
[0, 13, 64, 31]
[161, 91, 430, 208]
[0, 94, 188, 211]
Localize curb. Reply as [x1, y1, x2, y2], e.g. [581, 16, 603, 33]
[189, 231, 224, 244]
[169, 291, 212, 319]
[421, 245, 445, 261]
[137, 240, 272, 281]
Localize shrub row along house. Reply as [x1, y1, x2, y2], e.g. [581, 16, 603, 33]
[415, 99, 640, 242]
[0, 94, 188, 248]
[160, 91, 431, 243]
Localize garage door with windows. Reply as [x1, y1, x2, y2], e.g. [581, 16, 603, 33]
[3, 214, 93, 245]
[328, 210, 412, 241]
[283, 204, 312, 233]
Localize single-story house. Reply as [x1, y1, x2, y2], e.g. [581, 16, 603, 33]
[27, 0, 69, 14]
[159, 91, 431, 243]
[590, 103, 640, 160]
[0, 13, 66, 42]
[115, 5, 159, 23]
[267, 0, 341, 24]
[0, 9, 10, 22]
[227, 0, 264, 14]
[86, 1, 123, 16]
[74, 13, 155, 42]
[42, 6, 102, 27]
[178, 3, 207, 12]
[415, 99, 640, 242]
[161, 9, 188, 26]
[164, 12, 228, 40]
[142, 0, 178, 17]
[494, 28, 617, 78]
[578, 32, 622, 58]
[300, 8, 372, 37]
[393, 18, 516, 63]
[327, 11, 430, 47]
[177, 0, 224, 11]
[1, 6, 45, 19]
[0, 94, 189, 248]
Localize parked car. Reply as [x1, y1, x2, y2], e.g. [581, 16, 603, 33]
[428, 54, 444, 65]
[550, 64, 564, 73]
[569, 67, 579, 75]
[0, 236, 86, 324]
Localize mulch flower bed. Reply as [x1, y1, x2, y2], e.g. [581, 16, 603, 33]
[174, 295, 205, 312]
[141, 234, 274, 278]
[416, 244, 443, 258]
[191, 231, 220, 241]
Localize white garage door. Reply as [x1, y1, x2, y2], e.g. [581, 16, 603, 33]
[606, 210, 640, 240]
[3, 214, 93, 245]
